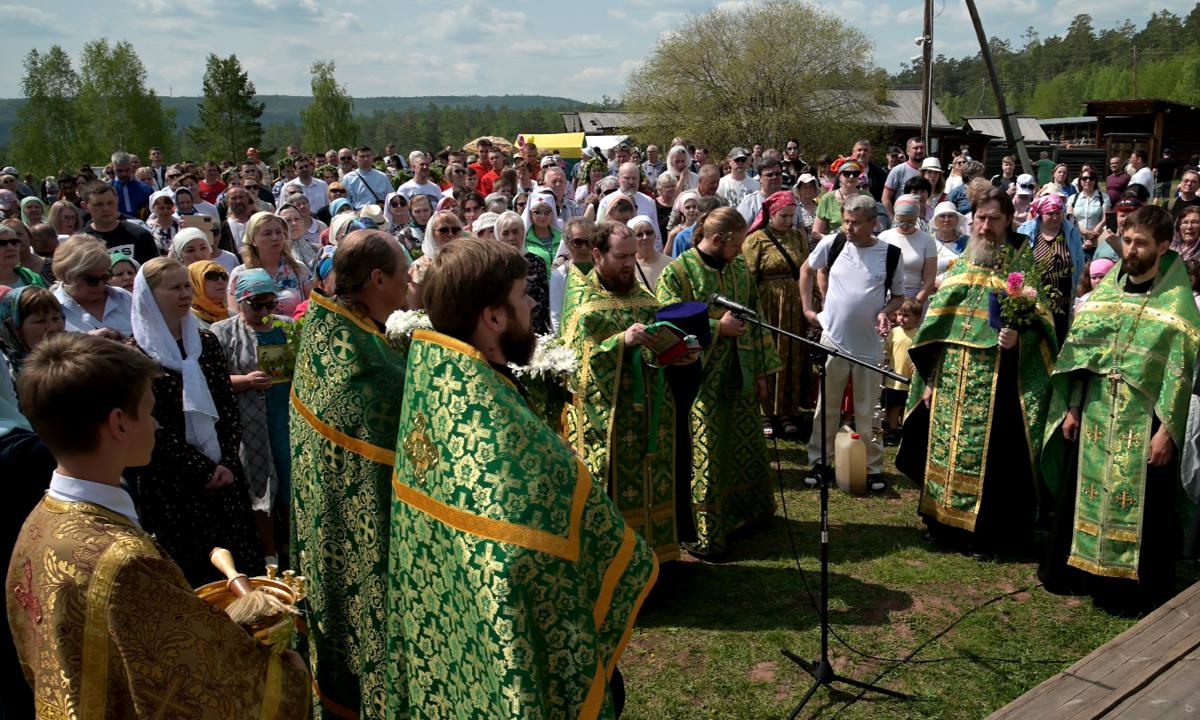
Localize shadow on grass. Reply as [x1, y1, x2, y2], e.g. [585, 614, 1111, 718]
[638, 559, 914, 632]
[723, 516, 927, 565]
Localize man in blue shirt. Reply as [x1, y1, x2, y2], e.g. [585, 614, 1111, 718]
[341, 145, 393, 210]
[108, 151, 153, 219]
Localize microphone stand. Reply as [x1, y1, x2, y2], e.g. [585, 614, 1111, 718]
[725, 307, 912, 717]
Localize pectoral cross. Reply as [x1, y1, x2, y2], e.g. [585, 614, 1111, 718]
[1106, 369, 1123, 398]
[1114, 488, 1138, 511]
[959, 316, 973, 338]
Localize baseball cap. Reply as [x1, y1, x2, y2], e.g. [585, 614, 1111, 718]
[1016, 173, 1035, 195]
[540, 155, 558, 169]
[1115, 196, 1144, 211]
[473, 212, 501, 234]
[0, 166, 17, 176]
[728, 147, 749, 160]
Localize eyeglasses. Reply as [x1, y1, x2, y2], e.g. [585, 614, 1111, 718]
[338, 156, 352, 162]
[80, 272, 112, 286]
[841, 171, 861, 177]
[243, 184, 259, 190]
[0, 238, 20, 247]
[531, 208, 551, 216]
[166, 173, 181, 180]
[330, 189, 347, 195]
[634, 230, 655, 238]
[435, 225, 462, 236]
[1079, 176, 1095, 181]
[734, 157, 748, 162]
[569, 238, 589, 248]
[243, 299, 279, 311]
[204, 271, 228, 281]
[389, 200, 407, 208]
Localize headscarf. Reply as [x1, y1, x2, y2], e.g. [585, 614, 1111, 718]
[131, 265, 222, 463]
[314, 245, 336, 283]
[672, 189, 701, 216]
[382, 191, 408, 228]
[1090, 258, 1115, 279]
[170, 227, 209, 263]
[472, 211, 501, 235]
[748, 190, 796, 234]
[328, 197, 352, 217]
[233, 267, 277, 302]
[496, 211, 527, 253]
[0, 285, 40, 368]
[435, 196, 459, 214]
[148, 189, 175, 212]
[893, 194, 922, 219]
[110, 252, 140, 273]
[188, 260, 230, 324]
[328, 212, 359, 246]
[521, 192, 562, 234]
[421, 211, 463, 259]
[19, 196, 46, 226]
[1029, 193, 1064, 219]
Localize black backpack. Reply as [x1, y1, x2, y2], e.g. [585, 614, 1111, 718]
[826, 232, 902, 299]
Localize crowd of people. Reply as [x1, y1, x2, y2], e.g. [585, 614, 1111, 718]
[2, 132, 1200, 719]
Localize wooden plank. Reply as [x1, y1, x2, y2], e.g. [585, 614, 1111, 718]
[1108, 648, 1200, 719]
[986, 581, 1200, 720]
[1064, 625, 1200, 719]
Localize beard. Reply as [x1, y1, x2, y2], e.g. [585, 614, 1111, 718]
[1122, 250, 1156, 279]
[962, 234, 999, 267]
[500, 310, 537, 366]
[600, 265, 637, 293]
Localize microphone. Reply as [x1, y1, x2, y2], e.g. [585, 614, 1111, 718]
[708, 293, 758, 317]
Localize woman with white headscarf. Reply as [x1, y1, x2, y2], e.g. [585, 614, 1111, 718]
[521, 191, 561, 277]
[383, 190, 417, 253]
[628, 215, 671, 291]
[126, 256, 262, 585]
[495, 210, 551, 334]
[666, 145, 699, 192]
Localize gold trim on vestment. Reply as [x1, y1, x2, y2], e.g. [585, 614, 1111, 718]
[938, 272, 1007, 293]
[291, 389, 396, 466]
[412, 328, 517, 391]
[1080, 301, 1200, 344]
[593, 525, 636, 629]
[609, 554, 659, 680]
[309, 290, 387, 340]
[1067, 555, 1139, 580]
[390, 456, 593, 562]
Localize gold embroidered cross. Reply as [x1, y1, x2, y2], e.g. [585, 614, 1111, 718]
[1120, 429, 1140, 451]
[1114, 488, 1137, 511]
[455, 410, 493, 452]
[402, 413, 437, 484]
[958, 316, 973, 338]
[1082, 484, 1099, 502]
[1084, 427, 1104, 445]
[622, 485, 640, 504]
[144, 676, 190, 720]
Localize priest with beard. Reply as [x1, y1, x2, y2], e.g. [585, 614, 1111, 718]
[897, 187, 1058, 558]
[560, 220, 693, 563]
[385, 236, 656, 719]
[1040, 205, 1200, 614]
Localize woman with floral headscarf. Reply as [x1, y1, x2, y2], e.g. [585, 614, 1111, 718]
[744, 190, 810, 436]
[0, 285, 63, 374]
[1017, 192, 1084, 342]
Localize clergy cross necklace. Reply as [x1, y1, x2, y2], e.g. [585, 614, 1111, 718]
[1107, 287, 1153, 398]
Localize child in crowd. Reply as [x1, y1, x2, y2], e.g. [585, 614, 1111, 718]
[883, 297, 921, 443]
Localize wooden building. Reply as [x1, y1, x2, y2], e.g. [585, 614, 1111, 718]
[1085, 98, 1200, 166]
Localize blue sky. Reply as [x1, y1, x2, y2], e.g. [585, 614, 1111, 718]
[1, 0, 1193, 100]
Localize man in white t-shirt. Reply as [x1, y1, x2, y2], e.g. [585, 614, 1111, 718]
[717, 147, 760, 208]
[279, 154, 329, 212]
[397, 152, 444, 207]
[1127, 149, 1154, 198]
[597, 162, 662, 250]
[800, 194, 904, 492]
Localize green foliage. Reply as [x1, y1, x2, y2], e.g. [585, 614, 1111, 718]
[300, 61, 359, 152]
[624, 0, 885, 154]
[76, 40, 175, 161]
[893, 6, 1200, 123]
[191, 54, 264, 162]
[10, 46, 91, 177]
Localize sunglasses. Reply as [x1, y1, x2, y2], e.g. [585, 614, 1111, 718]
[531, 208, 552, 216]
[841, 171, 861, 177]
[243, 299, 279, 312]
[569, 238, 590, 248]
[243, 184, 260, 190]
[330, 189, 347, 195]
[338, 156, 352, 162]
[435, 225, 462, 236]
[1080, 176, 1095, 181]
[0, 238, 20, 247]
[634, 230, 656, 238]
[80, 272, 112, 286]
[389, 200, 407, 208]
[204, 271, 228, 281]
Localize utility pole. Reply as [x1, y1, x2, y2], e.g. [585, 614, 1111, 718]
[964, 0, 1033, 176]
[920, 0, 934, 151]
[1132, 45, 1139, 96]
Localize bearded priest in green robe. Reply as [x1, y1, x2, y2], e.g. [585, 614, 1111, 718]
[655, 207, 781, 557]
[1040, 206, 1200, 613]
[289, 231, 411, 719]
[560, 221, 688, 563]
[897, 188, 1058, 558]
[387, 236, 656, 720]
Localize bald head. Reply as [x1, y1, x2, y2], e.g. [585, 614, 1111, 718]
[617, 162, 640, 192]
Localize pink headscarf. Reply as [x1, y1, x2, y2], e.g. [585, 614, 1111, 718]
[749, 190, 797, 234]
[1029, 193, 1064, 219]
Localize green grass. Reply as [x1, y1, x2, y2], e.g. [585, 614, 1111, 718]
[619, 432, 1199, 720]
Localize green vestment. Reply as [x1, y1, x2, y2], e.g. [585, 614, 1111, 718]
[905, 242, 1057, 531]
[290, 291, 408, 719]
[559, 265, 679, 562]
[655, 248, 781, 554]
[1043, 252, 1200, 579]
[387, 329, 657, 720]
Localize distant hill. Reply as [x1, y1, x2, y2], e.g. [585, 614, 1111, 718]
[0, 94, 581, 147]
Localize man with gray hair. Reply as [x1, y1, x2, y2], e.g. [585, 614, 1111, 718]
[598, 162, 661, 249]
[397, 151, 443, 208]
[800, 193, 903, 493]
[109, 150, 153, 218]
[538, 165, 583, 221]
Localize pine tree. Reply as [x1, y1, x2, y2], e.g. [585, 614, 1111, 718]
[192, 54, 265, 162]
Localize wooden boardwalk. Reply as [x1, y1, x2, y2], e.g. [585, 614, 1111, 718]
[986, 580, 1200, 719]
